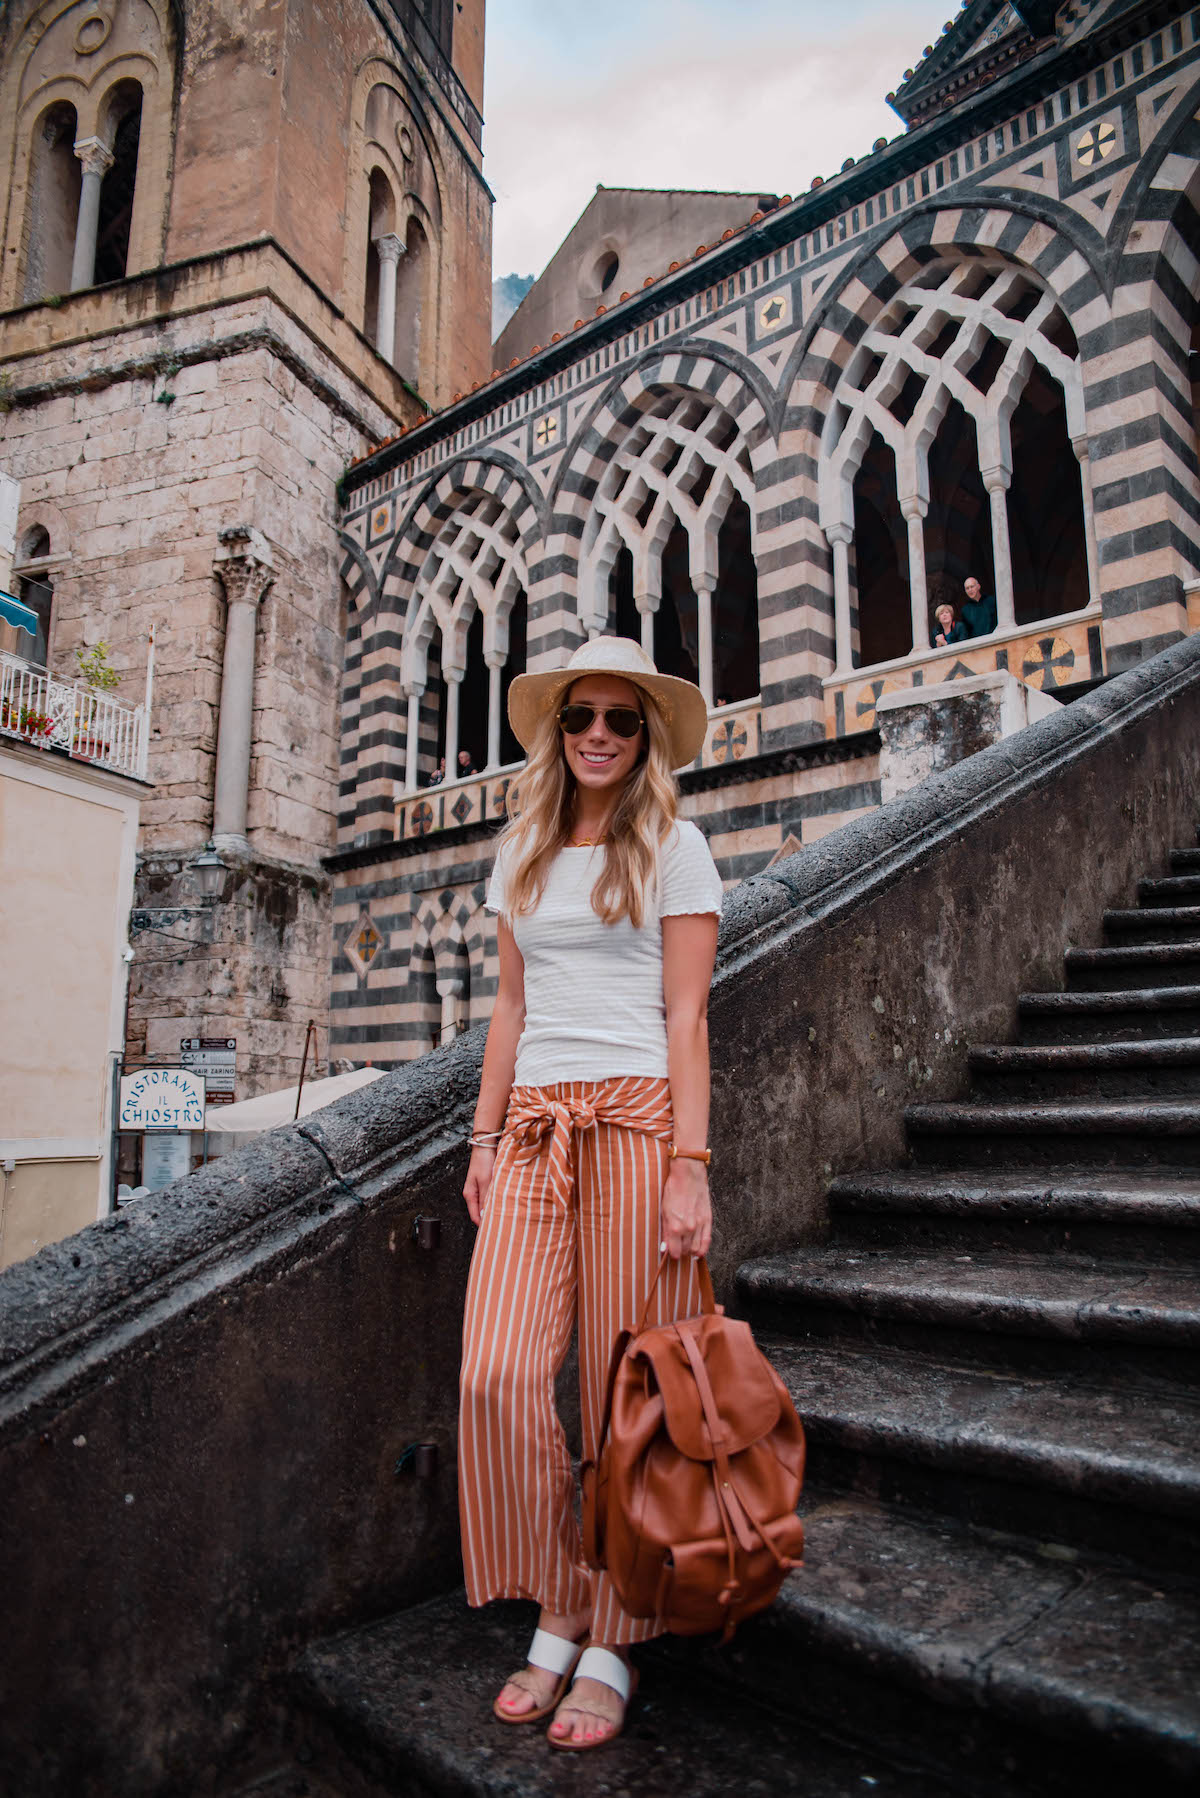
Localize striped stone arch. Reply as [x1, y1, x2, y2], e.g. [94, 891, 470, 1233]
[338, 531, 379, 617]
[1094, 97, 1200, 668]
[533, 346, 777, 684]
[376, 454, 544, 634]
[760, 205, 1112, 738]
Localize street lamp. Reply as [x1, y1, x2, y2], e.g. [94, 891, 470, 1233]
[191, 843, 229, 902]
[129, 842, 230, 937]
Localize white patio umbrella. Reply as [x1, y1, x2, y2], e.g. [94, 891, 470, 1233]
[200, 1066, 385, 1150]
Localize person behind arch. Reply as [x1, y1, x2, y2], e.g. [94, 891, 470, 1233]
[961, 575, 998, 639]
[933, 603, 966, 648]
[459, 635, 722, 1751]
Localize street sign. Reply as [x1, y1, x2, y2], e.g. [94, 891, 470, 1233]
[119, 1067, 206, 1131]
[180, 1036, 237, 1106]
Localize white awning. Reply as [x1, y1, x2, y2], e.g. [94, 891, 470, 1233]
[202, 1066, 385, 1138]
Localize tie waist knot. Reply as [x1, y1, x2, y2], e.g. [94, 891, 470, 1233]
[503, 1083, 672, 1207]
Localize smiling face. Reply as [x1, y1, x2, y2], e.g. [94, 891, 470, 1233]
[559, 673, 645, 799]
[964, 577, 981, 602]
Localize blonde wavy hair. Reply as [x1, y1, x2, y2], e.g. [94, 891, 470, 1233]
[500, 682, 678, 928]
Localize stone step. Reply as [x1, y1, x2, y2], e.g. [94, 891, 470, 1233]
[1104, 904, 1200, 940]
[292, 1587, 957, 1798]
[827, 1168, 1200, 1261]
[967, 1038, 1200, 1100]
[1170, 848, 1200, 872]
[759, 1335, 1200, 1573]
[1017, 986, 1200, 1043]
[1065, 942, 1200, 991]
[737, 1244, 1200, 1385]
[700, 1493, 1200, 1798]
[905, 1097, 1200, 1172]
[1139, 874, 1200, 907]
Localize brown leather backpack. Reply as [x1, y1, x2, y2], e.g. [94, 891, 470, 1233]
[582, 1257, 806, 1641]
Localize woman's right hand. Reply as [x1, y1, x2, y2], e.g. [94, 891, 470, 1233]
[463, 1145, 498, 1226]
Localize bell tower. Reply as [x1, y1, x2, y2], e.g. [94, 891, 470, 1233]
[0, 0, 492, 1106]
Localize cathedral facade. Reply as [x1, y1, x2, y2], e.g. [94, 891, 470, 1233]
[331, 0, 1200, 1066]
[0, 0, 492, 1096]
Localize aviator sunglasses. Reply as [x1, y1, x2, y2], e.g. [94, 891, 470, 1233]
[558, 702, 645, 739]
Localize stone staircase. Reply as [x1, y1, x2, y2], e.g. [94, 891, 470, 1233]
[278, 835, 1200, 1797]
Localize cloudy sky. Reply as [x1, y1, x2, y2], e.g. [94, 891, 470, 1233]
[484, 0, 960, 278]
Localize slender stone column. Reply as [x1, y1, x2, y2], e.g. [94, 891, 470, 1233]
[212, 527, 274, 850]
[404, 687, 422, 793]
[70, 138, 114, 292]
[485, 654, 504, 771]
[825, 522, 855, 671]
[1072, 435, 1102, 608]
[901, 498, 931, 652]
[443, 666, 463, 774]
[982, 470, 1017, 631]
[436, 975, 464, 1043]
[373, 232, 405, 363]
[694, 573, 716, 704]
[634, 595, 655, 657]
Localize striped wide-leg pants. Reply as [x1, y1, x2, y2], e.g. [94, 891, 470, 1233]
[458, 1074, 702, 1646]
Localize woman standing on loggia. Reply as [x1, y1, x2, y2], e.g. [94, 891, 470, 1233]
[459, 635, 723, 1752]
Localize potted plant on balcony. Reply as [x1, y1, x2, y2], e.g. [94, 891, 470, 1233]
[72, 640, 119, 759]
[1, 699, 54, 743]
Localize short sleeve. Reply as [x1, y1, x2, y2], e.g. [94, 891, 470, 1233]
[486, 841, 509, 915]
[659, 821, 723, 918]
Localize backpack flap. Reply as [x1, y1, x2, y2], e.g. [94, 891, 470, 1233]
[632, 1315, 780, 1460]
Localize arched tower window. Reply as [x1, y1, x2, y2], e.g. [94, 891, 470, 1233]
[393, 212, 437, 397]
[581, 392, 759, 705]
[820, 258, 1096, 673]
[364, 167, 398, 357]
[348, 68, 446, 400]
[21, 103, 79, 303]
[94, 84, 143, 285]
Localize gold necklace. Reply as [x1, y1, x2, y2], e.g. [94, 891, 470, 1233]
[568, 831, 607, 846]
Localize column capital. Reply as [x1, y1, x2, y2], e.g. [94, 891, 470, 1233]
[981, 466, 1012, 494]
[899, 495, 927, 522]
[373, 231, 405, 268]
[214, 525, 275, 608]
[823, 520, 854, 547]
[633, 591, 660, 615]
[74, 136, 114, 179]
[442, 662, 465, 684]
[483, 649, 507, 671]
[692, 570, 718, 595]
[1070, 433, 1091, 463]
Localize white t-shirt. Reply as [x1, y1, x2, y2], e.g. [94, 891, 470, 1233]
[486, 819, 723, 1085]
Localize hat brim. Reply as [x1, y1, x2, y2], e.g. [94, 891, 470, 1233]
[507, 663, 709, 770]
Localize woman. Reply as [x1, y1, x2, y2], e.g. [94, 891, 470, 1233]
[459, 635, 723, 1752]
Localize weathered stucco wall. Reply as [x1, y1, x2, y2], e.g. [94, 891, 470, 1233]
[0, 742, 143, 1267]
[1, 632, 1199, 1794]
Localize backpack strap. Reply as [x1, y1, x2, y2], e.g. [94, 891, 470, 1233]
[636, 1253, 717, 1335]
[676, 1324, 796, 1574]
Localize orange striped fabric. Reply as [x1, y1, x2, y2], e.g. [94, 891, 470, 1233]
[459, 1074, 703, 1646]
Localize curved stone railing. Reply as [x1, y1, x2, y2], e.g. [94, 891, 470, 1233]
[2, 627, 1199, 1795]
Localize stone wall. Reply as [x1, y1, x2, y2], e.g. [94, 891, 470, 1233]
[1, 629, 1197, 1795]
[0, 263, 405, 1095]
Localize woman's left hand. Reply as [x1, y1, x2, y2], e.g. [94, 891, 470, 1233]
[660, 1159, 712, 1260]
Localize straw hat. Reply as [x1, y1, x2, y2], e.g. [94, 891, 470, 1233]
[506, 636, 709, 771]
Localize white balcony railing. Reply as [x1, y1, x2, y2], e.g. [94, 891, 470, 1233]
[0, 651, 149, 780]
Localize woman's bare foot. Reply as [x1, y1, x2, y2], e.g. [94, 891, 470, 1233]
[494, 1608, 589, 1720]
[547, 1645, 633, 1747]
